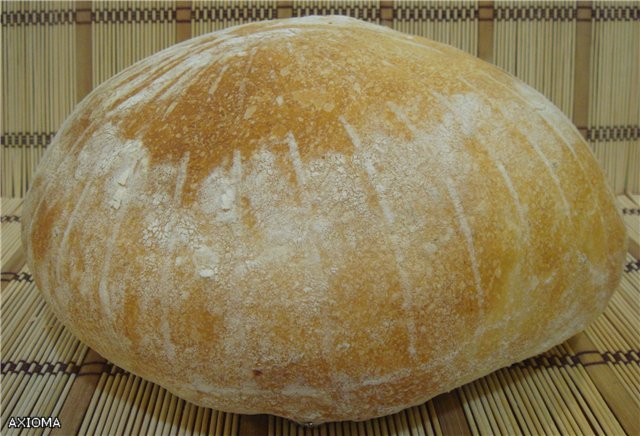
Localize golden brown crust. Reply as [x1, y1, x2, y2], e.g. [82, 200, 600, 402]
[23, 16, 626, 423]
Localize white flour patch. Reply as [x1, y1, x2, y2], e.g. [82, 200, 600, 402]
[244, 105, 257, 120]
[198, 166, 239, 223]
[445, 178, 485, 305]
[286, 132, 307, 186]
[194, 246, 220, 279]
[208, 65, 229, 95]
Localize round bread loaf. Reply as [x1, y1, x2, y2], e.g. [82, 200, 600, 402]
[23, 16, 626, 423]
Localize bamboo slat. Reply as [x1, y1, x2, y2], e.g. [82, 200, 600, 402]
[0, 1, 76, 198]
[617, 195, 640, 259]
[91, 1, 177, 87]
[588, 1, 640, 195]
[0, 198, 23, 273]
[392, 1, 478, 55]
[191, 1, 277, 36]
[292, 0, 380, 24]
[1, 196, 639, 434]
[493, 1, 576, 118]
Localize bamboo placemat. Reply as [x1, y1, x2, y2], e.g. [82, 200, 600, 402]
[1, 195, 639, 435]
[2, 0, 639, 198]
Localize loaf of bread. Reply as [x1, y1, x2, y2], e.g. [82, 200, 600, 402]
[23, 16, 626, 423]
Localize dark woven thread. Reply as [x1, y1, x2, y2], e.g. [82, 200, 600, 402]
[1, 360, 80, 376]
[1, 9, 75, 26]
[1, 272, 33, 283]
[3, 350, 638, 378]
[193, 4, 277, 21]
[622, 208, 640, 215]
[494, 5, 576, 21]
[512, 354, 580, 369]
[292, 6, 380, 20]
[511, 349, 640, 369]
[92, 8, 176, 24]
[1, 132, 56, 147]
[393, 5, 478, 21]
[1, 359, 128, 377]
[593, 5, 639, 21]
[587, 125, 640, 142]
[624, 259, 640, 273]
[1, 215, 21, 223]
[602, 350, 640, 365]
